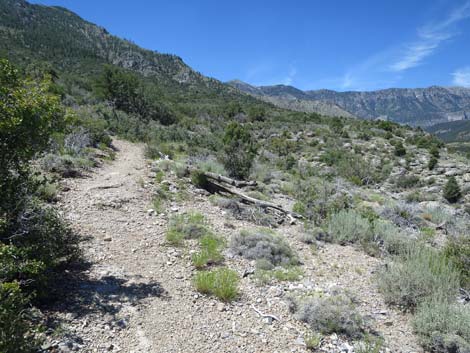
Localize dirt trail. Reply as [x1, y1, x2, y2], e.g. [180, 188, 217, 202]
[55, 140, 422, 353]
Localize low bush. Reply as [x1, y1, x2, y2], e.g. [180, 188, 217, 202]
[193, 267, 239, 302]
[0, 282, 38, 353]
[230, 228, 298, 267]
[395, 174, 420, 189]
[373, 220, 410, 255]
[327, 210, 372, 245]
[413, 295, 470, 353]
[192, 234, 225, 269]
[166, 212, 208, 246]
[255, 266, 303, 284]
[443, 235, 470, 290]
[378, 245, 460, 309]
[290, 294, 364, 338]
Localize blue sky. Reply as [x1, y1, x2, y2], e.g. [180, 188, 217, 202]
[30, 0, 470, 91]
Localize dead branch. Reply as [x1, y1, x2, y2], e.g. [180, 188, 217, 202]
[206, 179, 303, 219]
[202, 171, 257, 187]
[251, 305, 280, 322]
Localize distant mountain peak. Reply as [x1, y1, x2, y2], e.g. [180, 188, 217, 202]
[229, 80, 470, 126]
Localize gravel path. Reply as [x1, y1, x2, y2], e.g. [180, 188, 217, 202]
[52, 139, 423, 353]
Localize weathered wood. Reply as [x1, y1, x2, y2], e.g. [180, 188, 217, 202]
[207, 179, 303, 220]
[202, 171, 257, 187]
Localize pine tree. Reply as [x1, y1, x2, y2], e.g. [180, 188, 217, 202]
[443, 176, 462, 203]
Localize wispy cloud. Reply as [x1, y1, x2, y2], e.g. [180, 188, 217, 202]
[281, 66, 297, 85]
[328, 1, 470, 91]
[452, 67, 470, 86]
[389, 1, 470, 72]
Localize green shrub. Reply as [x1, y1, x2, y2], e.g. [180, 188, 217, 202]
[443, 176, 462, 203]
[192, 234, 225, 269]
[255, 266, 303, 284]
[193, 267, 239, 302]
[395, 174, 420, 189]
[290, 294, 364, 338]
[373, 220, 410, 255]
[328, 210, 372, 245]
[413, 295, 470, 352]
[166, 212, 208, 246]
[443, 235, 470, 289]
[230, 228, 298, 267]
[378, 245, 460, 309]
[428, 156, 438, 170]
[394, 141, 406, 156]
[0, 282, 38, 353]
[221, 122, 256, 180]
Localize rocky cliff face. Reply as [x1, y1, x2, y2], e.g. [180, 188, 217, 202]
[229, 80, 470, 127]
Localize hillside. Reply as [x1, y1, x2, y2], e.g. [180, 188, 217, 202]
[0, 0, 266, 112]
[1, 1, 470, 353]
[229, 80, 470, 127]
[229, 80, 356, 118]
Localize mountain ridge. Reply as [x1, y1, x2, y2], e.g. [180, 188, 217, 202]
[228, 80, 470, 126]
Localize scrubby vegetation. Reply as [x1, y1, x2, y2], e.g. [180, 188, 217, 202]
[0, 59, 80, 351]
[166, 212, 209, 245]
[230, 228, 299, 268]
[193, 268, 239, 302]
[289, 294, 365, 339]
[378, 245, 460, 309]
[2, 2, 470, 350]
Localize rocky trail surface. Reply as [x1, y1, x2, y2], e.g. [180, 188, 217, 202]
[49, 140, 423, 353]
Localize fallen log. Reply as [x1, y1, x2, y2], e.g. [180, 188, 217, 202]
[205, 179, 303, 220]
[202, 171, 257, 187]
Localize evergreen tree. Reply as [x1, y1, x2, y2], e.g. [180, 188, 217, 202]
[221, 122, 256, 180]
[443, 176, 462, 203]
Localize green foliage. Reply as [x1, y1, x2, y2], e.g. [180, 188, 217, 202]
[443, 235, 470, 289]
[166, 212, 208, 246]
[97, 65, 176, 125]
[327, 210, 373, 245]
[428, 156, 438, 170]
[193, 267, 239, 302]
[413, 295, 470, 353]
[192, 234, 225, 269]
[378, 245, 460, 309]
[443, 176, 462, 203]
[255, 266, 303, 284]
[395, 174, 420, 189]
[221, 122, 256, 180]
[0, 282, 38, 353]
[394, 141, 406, 156]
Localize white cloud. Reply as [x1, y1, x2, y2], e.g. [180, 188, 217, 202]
[281, 66, 297, 85]
[389, 1, 470, 72]
[452, 67, 470, 86]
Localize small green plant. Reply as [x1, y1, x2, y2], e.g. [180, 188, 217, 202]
[255, 266, 303, 284]
[304, 332, 323, 350]
[193, 267, 239, 302]
[166, 212, 208, 246]
[355, 334, 384, 353]
[443, 176, 462, 203]
[191, 234, 225, 269]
